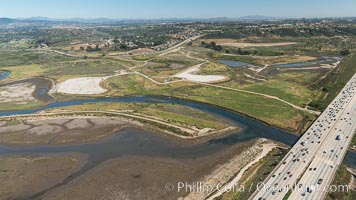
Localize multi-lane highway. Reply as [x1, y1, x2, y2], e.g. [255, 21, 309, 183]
[250, 73, 356, 200]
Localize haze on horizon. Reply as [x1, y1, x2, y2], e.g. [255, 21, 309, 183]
[1, 0, 356, 19]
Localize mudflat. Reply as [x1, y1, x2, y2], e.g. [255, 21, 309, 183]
[40, 140, 261, 200]
[0, 152, 88, 200]
[0, 82, 36, 103]
[0, 117, 143, 145]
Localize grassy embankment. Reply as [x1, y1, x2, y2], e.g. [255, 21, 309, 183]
[351, 132, 356, 151]
[220, 148, 288, 200]
[239, 80, 315, 107]
[326, 164, 356, 200]
[48, 102, 228, 131]
[0, 101, 44, 111]
[309, 52, 356, 111]
[206, 147, 355, 200]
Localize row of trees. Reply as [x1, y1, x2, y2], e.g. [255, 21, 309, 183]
[200, 41, 284, 56]
[201, 41, 222, 51]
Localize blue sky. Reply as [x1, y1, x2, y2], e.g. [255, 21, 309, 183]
[1, 0, 356, 19]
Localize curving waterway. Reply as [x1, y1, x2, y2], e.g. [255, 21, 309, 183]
[0, 96, 354, 199]
[0, 96, 354, 164]
[0, 96, 297, 144]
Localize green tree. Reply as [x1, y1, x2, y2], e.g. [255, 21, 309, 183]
[340, 49, 350, 56]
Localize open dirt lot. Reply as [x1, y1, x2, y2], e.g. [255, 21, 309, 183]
[174, 63, 227, 83]
[52, 77, 108, 95]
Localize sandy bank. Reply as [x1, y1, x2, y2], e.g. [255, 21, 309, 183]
[207, 141, 279, 199]
[182, 139, 279, 200]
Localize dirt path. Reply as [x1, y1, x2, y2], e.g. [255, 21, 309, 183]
[207, 143, 279, 200]
[244, 73, 267, 81]
[309, 61, 341, 87]
[133, 71, 184, 85]
[37, 49, 79, 57]
[158, 34, 205, 56]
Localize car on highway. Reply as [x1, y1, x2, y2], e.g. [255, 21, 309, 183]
[307, 187, 313, 193]
[317, 179, 323, 184]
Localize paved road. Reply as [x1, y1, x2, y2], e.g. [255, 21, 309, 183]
[158, 34, 204, 56]
[250, 73, 356, 200]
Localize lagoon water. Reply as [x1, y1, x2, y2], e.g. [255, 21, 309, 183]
[0, 71, 10, 81]
[276, 56, 341, 67]
[0, 96, 298, 146]
[217, 59, 253, 67]
[0, 96, 354, 199]
[0, 95, 298, 199]
[0, 95, 354, 168]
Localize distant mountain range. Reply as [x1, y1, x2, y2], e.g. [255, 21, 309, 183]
[0, 17, 113, 24]
[0, 16, 283, 24]
[18, 17, 123, 22]
[0, 18, 16, 24]
[238, 15, 282, 20]
[0, 16, 355, 24]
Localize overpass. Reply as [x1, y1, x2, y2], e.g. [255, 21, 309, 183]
[250, 72, 356, 200]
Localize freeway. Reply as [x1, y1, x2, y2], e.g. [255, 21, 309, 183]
[250, 72, 356, 200]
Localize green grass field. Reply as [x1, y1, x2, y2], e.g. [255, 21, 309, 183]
[2, 64, 46, 80]
[0, 50, 75, 67]
[241, 79, 315, 106]
[0, 100, 45, 111]
[1, 57, 126, 81]
[309, 52, 356, 111]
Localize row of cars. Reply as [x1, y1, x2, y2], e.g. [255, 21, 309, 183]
[291, 73, 356, 199]
[252, 73, 356, 200]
